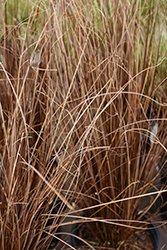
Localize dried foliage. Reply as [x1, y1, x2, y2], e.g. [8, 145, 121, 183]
[0, 0, 167, 249]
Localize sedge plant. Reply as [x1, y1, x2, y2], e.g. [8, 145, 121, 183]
[0, 0, 167, 249]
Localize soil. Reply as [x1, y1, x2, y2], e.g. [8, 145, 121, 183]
[75, 224, 154, 250]
[123, 230, 153, 250]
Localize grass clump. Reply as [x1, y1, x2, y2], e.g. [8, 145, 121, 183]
[0, 0, 167, 249]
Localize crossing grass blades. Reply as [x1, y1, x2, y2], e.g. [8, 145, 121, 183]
[0, 0, 167, 249]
